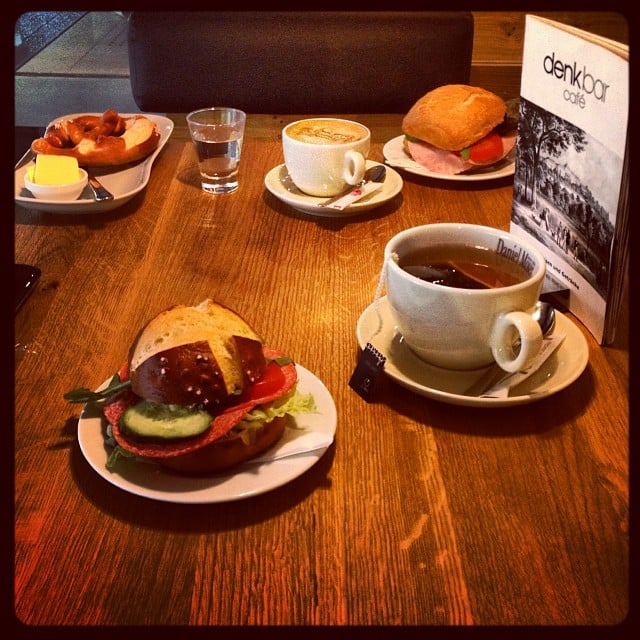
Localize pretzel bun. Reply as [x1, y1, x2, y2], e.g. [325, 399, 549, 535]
[31, 110, 161, 167]
[128, 299, 266, 409]
[402, 84, 507, 151]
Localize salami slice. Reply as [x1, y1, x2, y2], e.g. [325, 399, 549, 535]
[104, 348, 297, 458]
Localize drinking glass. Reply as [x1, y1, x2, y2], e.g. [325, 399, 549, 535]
[186, 107, 246, 194]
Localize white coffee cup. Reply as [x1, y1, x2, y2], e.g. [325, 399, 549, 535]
[282, 118, 370, 197]
[384, 223, 546, 372]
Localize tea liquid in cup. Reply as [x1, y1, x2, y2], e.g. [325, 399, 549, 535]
[384, 223, 546, 372]
[282, 118, 370, 197]
[186, 107, 246, 194]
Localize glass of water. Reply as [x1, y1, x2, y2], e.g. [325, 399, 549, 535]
[186, 107, 246, 194]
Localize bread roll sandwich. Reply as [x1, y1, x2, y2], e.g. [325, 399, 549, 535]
[66, 300, 315, 475]
[402, 84, 517, 175]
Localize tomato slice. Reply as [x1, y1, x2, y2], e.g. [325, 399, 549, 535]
[244, 361, 286, 400]
[467, 131, 504, 165]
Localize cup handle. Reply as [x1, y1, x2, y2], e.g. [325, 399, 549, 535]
[490, 311, 543, 373]
[342, 150, 366, 186]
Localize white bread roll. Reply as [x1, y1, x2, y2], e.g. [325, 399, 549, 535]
[402, 84, 506, 151]
[128, 299, 265, 407]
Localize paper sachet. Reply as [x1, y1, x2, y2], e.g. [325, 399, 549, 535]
[476, 333, 566, 398]
[248, 423, 334, 463]
[317, 180, 384, 211]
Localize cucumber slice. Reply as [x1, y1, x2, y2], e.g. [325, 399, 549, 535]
[122, 401, 212, 439]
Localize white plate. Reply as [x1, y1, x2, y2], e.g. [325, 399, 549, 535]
[356, 296, 589, 407]
[264, 160, 403, 217]
[382, 135, 515, 182]
[77, 364, 337, 503]
[15, 113, 174, 214]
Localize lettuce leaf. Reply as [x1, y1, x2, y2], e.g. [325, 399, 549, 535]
[232, 388, 317, 444]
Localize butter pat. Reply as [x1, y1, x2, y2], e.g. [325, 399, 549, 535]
[33, 155, 81, 185]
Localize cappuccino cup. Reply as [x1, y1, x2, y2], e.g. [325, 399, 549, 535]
[384, 223, 546, 372]
[282, 118, 370, 197]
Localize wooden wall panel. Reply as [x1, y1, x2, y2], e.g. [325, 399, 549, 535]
[469, 11, 629, 99]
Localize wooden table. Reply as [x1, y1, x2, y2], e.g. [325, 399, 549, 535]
[13, 114, 629, 632]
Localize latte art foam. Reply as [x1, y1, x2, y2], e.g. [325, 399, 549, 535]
[287, 119, 367, 145]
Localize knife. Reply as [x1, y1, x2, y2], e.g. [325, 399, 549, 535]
[317, 164, 386, 210]
[15, 148, 35, 171]
[87, 173, 114, 201]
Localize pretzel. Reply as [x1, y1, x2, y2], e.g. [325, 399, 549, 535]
[31, 110, 161, 167]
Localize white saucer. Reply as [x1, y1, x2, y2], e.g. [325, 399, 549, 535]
[264, 160, 403, 217]
[383, 135, 515, 182]
[356, 296, 589, 407]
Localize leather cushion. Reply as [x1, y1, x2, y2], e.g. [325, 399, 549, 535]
[128, 11, 473, 114]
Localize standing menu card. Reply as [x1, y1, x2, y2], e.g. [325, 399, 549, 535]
[510, 15, 629, 344]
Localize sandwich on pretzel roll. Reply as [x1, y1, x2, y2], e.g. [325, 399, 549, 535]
[31, 109, 161, 167]
[66, 300, 315, 475]
[402, 84, 517, 175]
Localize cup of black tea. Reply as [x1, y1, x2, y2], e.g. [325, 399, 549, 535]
[384, 223, 546, 371]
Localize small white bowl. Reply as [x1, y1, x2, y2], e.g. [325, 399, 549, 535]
[24, 167, 89, 201]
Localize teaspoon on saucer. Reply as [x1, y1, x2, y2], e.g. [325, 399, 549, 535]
[317, 164, 386, 209]
[463, 301, 556, 397]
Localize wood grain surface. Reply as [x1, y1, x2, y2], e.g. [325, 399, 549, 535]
[470, 11, 629, 101]
[13, 113, 629, 633]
